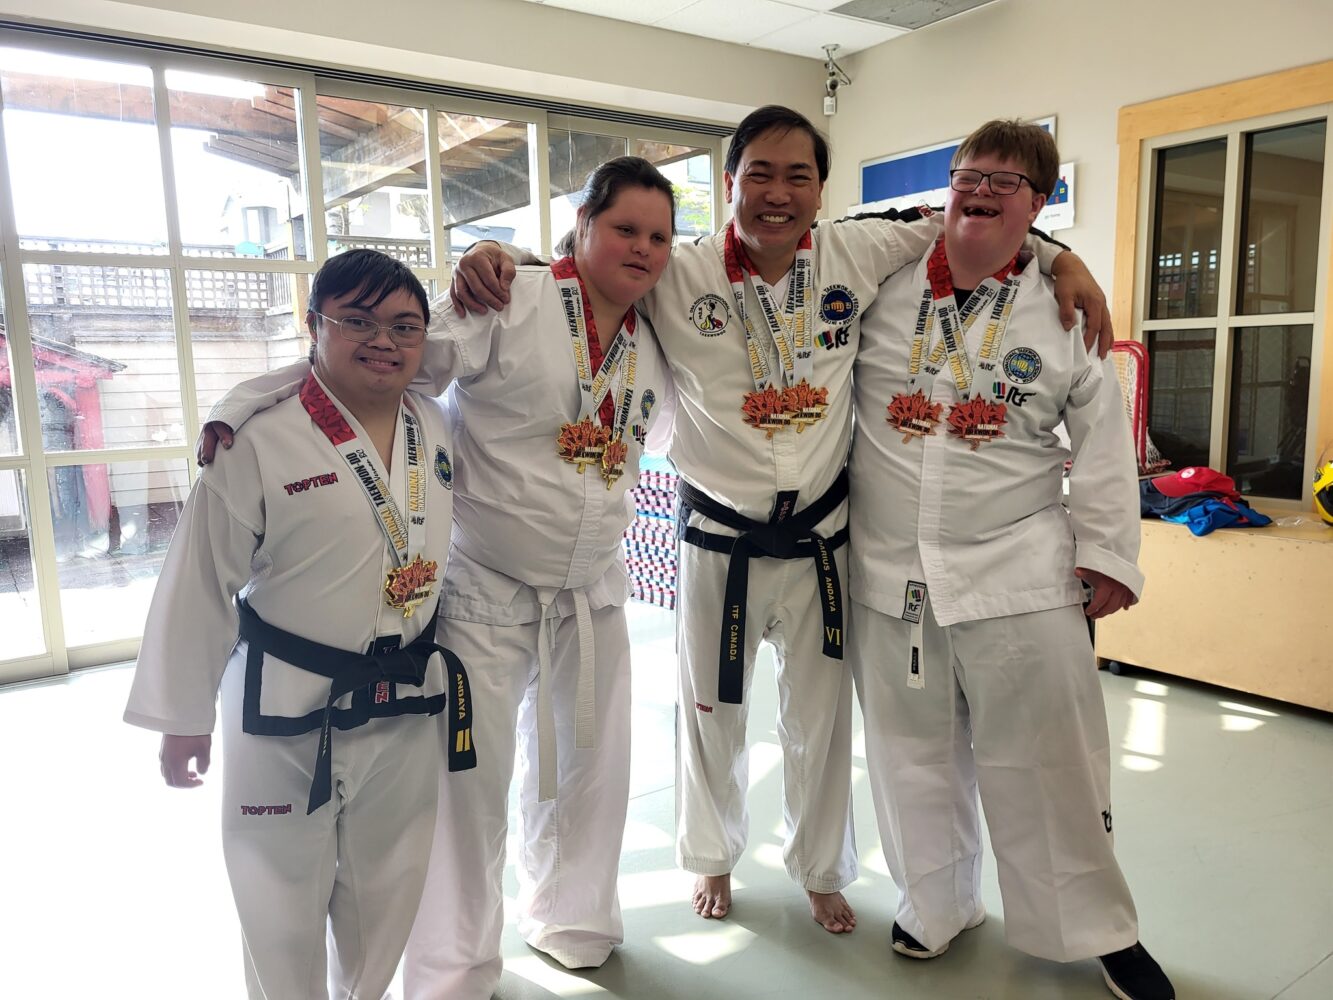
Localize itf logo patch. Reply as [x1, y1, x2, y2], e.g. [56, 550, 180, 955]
[690, 294, 730, 335]
[1003, 347, 1043, 384]
[818, 284, 858, 326]
[815, 327, 851, 350]
[434, 446, 453, 490]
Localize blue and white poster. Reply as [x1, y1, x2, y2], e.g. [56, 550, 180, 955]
[850, 117, 1074, 232]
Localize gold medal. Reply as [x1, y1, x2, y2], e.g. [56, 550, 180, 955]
[556, 416, 610, 472]
[947, 397, 1007, 450]
[782, 379, 829, 432]
[383, 554, 438, 618]
[600, 436, 628, 489]
[887, 390, 944, 443]
[741, 386, 791, 438]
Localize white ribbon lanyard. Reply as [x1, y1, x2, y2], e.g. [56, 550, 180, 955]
[552, 256, 638, 441]
[300, 372, 427, 581]
[722, 223, 816, 392]
[908, 239, 1028, 403]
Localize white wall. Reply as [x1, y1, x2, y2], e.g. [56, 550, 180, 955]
[827, 0, 1333, 294]
[0, 0, 825, 127]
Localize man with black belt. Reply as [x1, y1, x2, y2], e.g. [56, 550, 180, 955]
[449, 105, 1110, 932]
[124, 250, 475, 999]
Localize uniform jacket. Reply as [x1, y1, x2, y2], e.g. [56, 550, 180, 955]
[849, 250, 1143, 626]
[125, 380, 454, 735]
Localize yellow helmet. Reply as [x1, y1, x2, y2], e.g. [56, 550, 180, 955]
[1315, 458, 1333, 526]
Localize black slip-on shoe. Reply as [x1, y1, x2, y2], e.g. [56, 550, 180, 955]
[1100, 942, 1175, 1000]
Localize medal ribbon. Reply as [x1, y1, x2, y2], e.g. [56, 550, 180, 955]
[300, 372, 427, 577]
[909, 238, 1027, 400]
[551, 256, 638, 445]
[722, 222, 815, 391]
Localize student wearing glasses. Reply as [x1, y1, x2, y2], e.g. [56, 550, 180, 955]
[125, 249, 476, 999]
[848, 120, 1173, 1000]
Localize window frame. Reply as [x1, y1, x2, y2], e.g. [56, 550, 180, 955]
[1130, 102, 1333, 510]
[0, 27, 727, 681]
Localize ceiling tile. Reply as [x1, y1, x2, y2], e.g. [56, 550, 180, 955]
[748, 11, 908, 57]
[533, 0, 696, 23]
[771, 0, 850, 11]
[655, 0, 813, 44]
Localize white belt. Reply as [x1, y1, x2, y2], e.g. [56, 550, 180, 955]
[534, 587, 597, 801]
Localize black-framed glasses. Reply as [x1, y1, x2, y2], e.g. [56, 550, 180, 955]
[316, 312, 427, 347]
[948, 168, 1034, 196]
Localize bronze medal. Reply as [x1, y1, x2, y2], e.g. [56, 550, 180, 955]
[741, 386, 791, 438]
[887, 390, 944, 443]
[947, 396, 1007, 450]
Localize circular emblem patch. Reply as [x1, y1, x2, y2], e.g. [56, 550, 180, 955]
[1003, 347, 1043, 384]
[434, 446, 453, 490]
[690, 294, 730, 336]
[819, 284, 858, 325]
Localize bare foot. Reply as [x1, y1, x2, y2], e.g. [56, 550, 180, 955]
[692, 874, 731, 919]
[808, 889, 856, 934]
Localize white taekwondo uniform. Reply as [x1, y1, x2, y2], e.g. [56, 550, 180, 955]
[494, 217, 1065, 893]
[403, 265, 674, 999]
[848, 241, 1143, 961]
[125, 374, 468, 1000]
[200, 264, 675, 1000]
[640, 217, 1069, 893]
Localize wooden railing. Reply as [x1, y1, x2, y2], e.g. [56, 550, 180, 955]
[18, 236, 430, 312]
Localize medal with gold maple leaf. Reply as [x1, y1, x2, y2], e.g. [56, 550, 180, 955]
[600, 436, 628, 488]
[556, 415, 610, 472]
[382, 554, 439, 618]
[783, 379, 829, 432]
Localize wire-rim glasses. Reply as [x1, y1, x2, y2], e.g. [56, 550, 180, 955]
[315, 312, 427, 347]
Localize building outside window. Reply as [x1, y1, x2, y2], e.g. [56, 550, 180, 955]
[0, 31, 722, 679]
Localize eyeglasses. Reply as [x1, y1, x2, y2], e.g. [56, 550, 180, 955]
[315, 312, 427, 347]
[948, 168, 1034, 196]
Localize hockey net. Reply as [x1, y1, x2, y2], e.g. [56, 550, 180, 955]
[1110, 340, 1170, 475]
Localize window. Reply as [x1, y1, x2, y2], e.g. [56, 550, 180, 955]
[0, 29, 723, 678]
[1142, 116, 1329, 501]
[548, 126, 714, 253]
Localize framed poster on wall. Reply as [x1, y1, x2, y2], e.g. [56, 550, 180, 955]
[850, 117, 1074, 231]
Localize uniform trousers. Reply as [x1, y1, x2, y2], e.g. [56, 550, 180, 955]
[849, 597, 1140, 961]
[217, 649, 439, 1000]
[403, 604, 632, 1000]
[674, 504, 857, 893]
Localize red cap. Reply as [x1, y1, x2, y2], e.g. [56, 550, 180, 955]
[1150, 467, 1238, 498]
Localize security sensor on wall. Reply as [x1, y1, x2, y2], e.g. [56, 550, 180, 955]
[822, 44, 851, 117]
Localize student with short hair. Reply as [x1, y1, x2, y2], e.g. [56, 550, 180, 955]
[126, 249, 474, 999]
[849, 120, 1173, 1000]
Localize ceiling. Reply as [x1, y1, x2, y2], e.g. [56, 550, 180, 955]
[518, 0, 1001, 60]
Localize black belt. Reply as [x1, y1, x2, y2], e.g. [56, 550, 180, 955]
[237, 599, 476, 814]
[677, 471, 849, 705]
